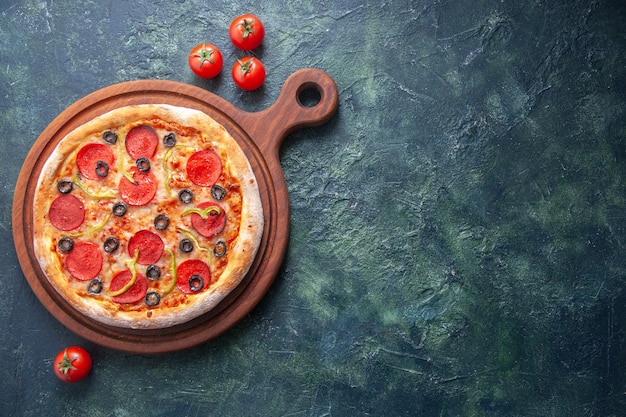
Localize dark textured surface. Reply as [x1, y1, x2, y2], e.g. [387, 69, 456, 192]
[1, 0, 626, 415]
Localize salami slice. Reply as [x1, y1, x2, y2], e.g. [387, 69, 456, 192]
[176, 259, 211, 294]
[65, 241, 103, 281]
[48, 194, 85, 231]
[125, 125, 158, 160]
[128, 230, 164, 265]
[118, 167, 158, 206]
[186, 149, 222, 186]
[76, 143, 115, 180]
[110, 270, 148, 304]
[190, 202, 226, 238]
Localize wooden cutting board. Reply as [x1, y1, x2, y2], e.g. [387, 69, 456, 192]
[12, 68, 338, 354]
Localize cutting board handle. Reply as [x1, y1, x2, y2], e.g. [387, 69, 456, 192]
[234, 68, 339, 162]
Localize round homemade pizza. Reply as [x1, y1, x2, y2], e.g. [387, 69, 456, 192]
[32, 104, 264, 329]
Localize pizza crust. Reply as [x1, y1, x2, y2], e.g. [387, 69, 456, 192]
[33, 104, 264, 329]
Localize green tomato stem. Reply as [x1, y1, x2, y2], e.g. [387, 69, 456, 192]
[57, 349, 78, 377]
[239, 18, 255, 39]
[194, 44, 216, 67]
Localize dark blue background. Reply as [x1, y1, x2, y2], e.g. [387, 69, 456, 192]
[1, 0, 626, 415]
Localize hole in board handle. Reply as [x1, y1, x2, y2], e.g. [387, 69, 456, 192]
[297, 83, 322, 108]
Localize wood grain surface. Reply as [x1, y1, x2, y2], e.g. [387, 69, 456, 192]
[12, 68, 338, 354]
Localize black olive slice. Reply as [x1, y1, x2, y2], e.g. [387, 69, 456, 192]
[146, 264, 161, 280]
[211, 184, 227, 200]
[188, 274, 204, 292]
[112, 202, 128, 217]
[163, 133, 176, 147]
[95, 160, 109, 177]
[179, 238, 194, 253]
[87, 278, 103, 294]
[178, 189, 193, 204]
[58, 237, 74, 252]
[136, 157, 150, 172]
[154, 214, 169, 230]
[103, 130, 118, 145]
[103, 237, 120, 253]
[145, 291, 161, 306]
[57, 179, 74, 194]
[214, 240, 227, 257]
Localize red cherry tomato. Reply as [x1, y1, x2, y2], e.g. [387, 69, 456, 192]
[229, 14, 265, 50]
[188, 43, 223, 79]
[232, 57, 266, 91]
[53, 346, 92, 383]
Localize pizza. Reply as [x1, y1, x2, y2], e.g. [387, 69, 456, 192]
[32, 104, 264, 329]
